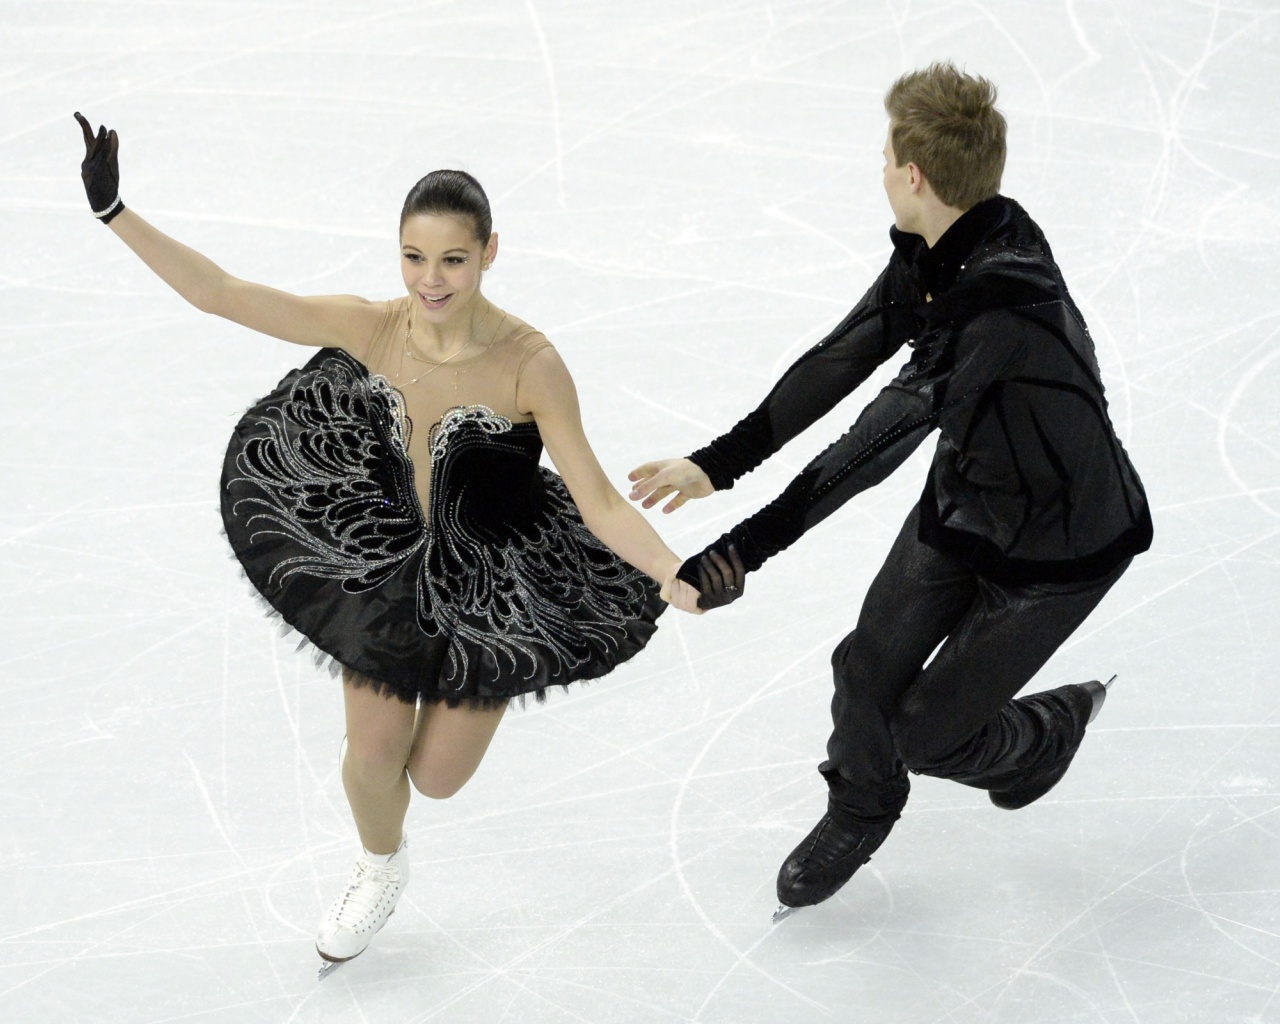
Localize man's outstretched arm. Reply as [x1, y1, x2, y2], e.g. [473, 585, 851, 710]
[674, 280, 1034, 596]
[676, 374, 941, 590]
[685, 254, 919, 491]
[629, 248, 920, 514]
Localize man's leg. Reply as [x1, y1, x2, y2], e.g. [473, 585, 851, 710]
[822, 509, 978, 818]
[888, 559, 1130, 799]
[778, 507, 977, 909]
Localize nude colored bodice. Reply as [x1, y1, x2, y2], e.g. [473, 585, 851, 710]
[360, 297, 550, 511]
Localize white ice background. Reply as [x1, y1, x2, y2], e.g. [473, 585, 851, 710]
[2, 1, 1279, 1021]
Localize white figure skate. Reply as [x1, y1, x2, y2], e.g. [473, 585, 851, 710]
[316, 836, 409, 979]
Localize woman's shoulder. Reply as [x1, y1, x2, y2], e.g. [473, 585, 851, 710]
[496, 312, 551, 351]
[359, 296, 409, 356]
[353, 298, 407, 366]
[379, 295, 412, 327]
[491, 311, 554, 369]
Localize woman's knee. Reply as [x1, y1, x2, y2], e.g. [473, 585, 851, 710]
[341, 672, 417, 782]
[406, 761, 471, 800]
[344, 731, 412, 787]
[404, 701, 505, 800]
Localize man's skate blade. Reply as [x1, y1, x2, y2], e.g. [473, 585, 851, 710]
[772, 904, 799, 924]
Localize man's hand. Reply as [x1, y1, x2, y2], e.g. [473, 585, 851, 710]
[696, 545, 746, 611]
[628, 458, 713, 514]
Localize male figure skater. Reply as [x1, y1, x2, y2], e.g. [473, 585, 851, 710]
[629, 62, 1152, 912]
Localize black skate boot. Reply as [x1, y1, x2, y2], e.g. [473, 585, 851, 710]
[988, 678, 1111, 811]
[775, 803, 894, 913]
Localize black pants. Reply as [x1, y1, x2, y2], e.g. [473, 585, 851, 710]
[821, 505, 1129, 822]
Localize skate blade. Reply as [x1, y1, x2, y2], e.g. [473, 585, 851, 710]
[1103, 674, 1117, 690]
[772, 904, 798, 924]
[315, 904, 394, 980]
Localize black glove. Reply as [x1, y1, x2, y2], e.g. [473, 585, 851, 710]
[695, 543, 747, 612]
[74, 112, 124, 224]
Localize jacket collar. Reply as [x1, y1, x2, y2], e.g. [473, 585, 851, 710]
[893, 195, 1010, 296]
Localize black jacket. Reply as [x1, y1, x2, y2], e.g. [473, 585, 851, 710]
[678, 195, 1152, 588]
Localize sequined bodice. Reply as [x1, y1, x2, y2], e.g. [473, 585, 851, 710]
[361, 298, 547, 512]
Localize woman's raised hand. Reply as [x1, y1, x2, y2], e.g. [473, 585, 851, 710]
[73, 112, 124, 223]
[627, 458, 713, 514]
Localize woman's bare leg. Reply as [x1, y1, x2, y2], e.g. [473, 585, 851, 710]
[341, 672, 418, 855]
[406, 699, 508, 799]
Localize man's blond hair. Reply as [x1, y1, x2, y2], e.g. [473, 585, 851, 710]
[884, 62, 1006, 210]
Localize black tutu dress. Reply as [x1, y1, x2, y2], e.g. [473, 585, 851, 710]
[220, 304, 665, 708]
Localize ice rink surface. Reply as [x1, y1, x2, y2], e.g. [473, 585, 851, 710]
[3, 1, 1279, 1021]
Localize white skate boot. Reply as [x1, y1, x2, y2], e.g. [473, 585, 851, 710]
[316, 835, 409, 978]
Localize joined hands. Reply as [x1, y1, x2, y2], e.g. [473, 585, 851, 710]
[660, 565, 703, 614]
[659, 543, 746, 614]
[633, 458, 746, 614]
[693, 544, 746, 612]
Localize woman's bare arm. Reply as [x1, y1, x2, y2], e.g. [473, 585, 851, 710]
[518, 346, 701, 612]
[76, 112, 381, 356]
[107, 208, 382, 354]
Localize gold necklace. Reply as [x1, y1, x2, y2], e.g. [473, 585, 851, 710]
[393, 306, 504, 389]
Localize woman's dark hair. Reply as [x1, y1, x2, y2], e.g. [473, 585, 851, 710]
[399, 169, 492, 243]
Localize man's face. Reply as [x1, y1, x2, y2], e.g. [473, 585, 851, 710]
[882, 126, 916, 232]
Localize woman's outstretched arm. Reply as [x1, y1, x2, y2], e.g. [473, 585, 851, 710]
[75, 112, 381, 355]
[517, 346, 718, 613]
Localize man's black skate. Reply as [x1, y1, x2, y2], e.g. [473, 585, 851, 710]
[988, 678, 1111, 810]
[776, 805, 893, 912]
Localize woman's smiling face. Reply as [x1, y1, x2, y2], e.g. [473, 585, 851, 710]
[399, 213, 497, 322]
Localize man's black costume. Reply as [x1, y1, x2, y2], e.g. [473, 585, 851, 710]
[676, 196, 1152, 904]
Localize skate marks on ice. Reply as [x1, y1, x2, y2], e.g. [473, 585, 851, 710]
[4, 0, 1280, 1020]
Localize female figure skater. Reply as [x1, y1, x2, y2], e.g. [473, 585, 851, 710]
[74, 113, 707, 973]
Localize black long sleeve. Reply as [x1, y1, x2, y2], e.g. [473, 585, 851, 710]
[693, 377, 936, 577]
[677, 286, 1025, 585]
[687, 250, 919, 491]
[678, 197, 1152, 591]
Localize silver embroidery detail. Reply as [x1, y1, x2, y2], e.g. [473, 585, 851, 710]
[230, 359, 424, 593]
[230, 370, 651, 690]
[419, 404, 650, 688]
